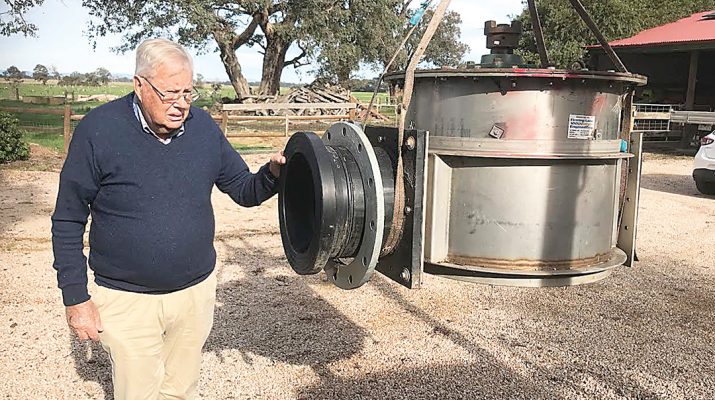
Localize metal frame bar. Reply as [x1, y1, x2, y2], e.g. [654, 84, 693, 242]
[617, 92, 642, 266]
[527, 0, 550, 67]
[567, 0, 628, 73]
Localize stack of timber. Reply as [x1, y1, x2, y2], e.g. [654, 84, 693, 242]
[234, 83, 388, 120]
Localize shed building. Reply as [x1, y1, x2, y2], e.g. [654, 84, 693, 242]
[587, 10, 715, 144]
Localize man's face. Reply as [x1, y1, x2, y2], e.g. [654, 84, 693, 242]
[133, 61, 193, 135]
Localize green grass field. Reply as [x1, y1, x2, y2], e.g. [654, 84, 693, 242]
[1, 81, 393, 154]
[0, 80, 134, 98]
[23, 130, 65, 152]
[351, 91, 390, 104]
[1, 80, 389, 103]
[0, 80, 241, 100]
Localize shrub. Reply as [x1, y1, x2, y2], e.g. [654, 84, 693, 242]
[0, 112, 30, 163]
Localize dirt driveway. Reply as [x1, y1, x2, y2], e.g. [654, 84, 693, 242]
[0, 148, 713, 399]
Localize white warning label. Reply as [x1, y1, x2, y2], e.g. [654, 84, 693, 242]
[568, 114, 596, 139]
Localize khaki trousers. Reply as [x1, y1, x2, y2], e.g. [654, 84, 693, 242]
[95, 272, 217, 400]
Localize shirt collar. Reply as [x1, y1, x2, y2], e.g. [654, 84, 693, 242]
[132, 94, 185, 144]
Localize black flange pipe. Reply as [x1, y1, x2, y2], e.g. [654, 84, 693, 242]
[278, 131, 394, 276]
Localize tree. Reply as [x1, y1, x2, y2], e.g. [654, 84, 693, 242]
[195, 73, 205, 88]
[83, 71, 100, 86]
[210, 82, 224, 102]
[4, 65, 24, 100]
[49, 65, 60, 81]
[310, 1, 394, 84]
[0, 0, 44, 36]
[403, 9, 469, 69]
[83, 0, 315, 98]
[4, 65, 24, 84]
[94, 67, 112, 85]
[349, 77, 387, 92]
[81, 0, 467, 98]
[32, 64, 49, 84]
[515, 0, 715, 68]
[310, 3, 468, 85]
[59, 71, 83, 87]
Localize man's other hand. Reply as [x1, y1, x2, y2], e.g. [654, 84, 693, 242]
[66, 299, 103, 341]
[269, 150, 286, 178]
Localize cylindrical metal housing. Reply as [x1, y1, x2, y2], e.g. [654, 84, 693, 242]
[387, 68, 646, 285]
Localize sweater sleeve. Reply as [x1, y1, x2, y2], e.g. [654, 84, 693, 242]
[51, 126, 100, 306]
[215, 133, 278, 206]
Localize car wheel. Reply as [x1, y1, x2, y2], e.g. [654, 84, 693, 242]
[695, 179, 715, 195]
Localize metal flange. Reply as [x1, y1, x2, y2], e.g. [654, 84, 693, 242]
[278, 122, 385, 289]
[278, 131, 338, 275]
[322, 122, 385, 289]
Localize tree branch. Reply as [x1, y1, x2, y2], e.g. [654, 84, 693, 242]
[283, 44, 307, 67]
[253, 36, 267, 51]
[268, 2, 285, 16]
[232, 13, 262, 49]
[399, 0, 414, 18]
[0, 0, 43, 36]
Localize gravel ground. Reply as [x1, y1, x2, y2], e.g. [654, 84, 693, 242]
[0, 149, 713, 399]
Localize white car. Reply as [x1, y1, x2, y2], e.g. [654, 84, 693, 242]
[693, 131, 715, 195]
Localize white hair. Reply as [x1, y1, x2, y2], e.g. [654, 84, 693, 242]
[134, 38, 193, 78]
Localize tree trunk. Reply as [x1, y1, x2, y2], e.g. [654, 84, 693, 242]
[258, 35, 290, 95]
[337, 68, 351, 88]
[216, 37, 251, 100]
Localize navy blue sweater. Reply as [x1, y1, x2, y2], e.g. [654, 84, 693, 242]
[52, 94, 277, 306]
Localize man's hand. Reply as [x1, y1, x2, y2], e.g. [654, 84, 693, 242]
[269, 150, 286, 178]
[66, 299, 103, 341]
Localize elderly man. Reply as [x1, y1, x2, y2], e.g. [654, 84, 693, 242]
[51, 38, 285, 399]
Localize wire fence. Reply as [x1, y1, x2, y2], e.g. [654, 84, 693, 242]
[632, 103, 679, 138]
[20, 121, 64, 132]
[2, 102, 374, 153]
[70, 119, 80, 133]
[633, 119, 670, 132]
[634, 103, 682, 113]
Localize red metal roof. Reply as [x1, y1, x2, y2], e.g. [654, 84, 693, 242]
[606, 11, 715, 48]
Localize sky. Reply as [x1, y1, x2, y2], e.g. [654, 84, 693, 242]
[0, 0, 524, 83]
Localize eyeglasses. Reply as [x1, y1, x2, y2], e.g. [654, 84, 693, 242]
[140, 76, 200, 103]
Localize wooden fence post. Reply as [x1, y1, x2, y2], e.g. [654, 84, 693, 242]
[221, 110, 228, 135]
[63, 103, 72, 153]
[284, 115, 289, 137]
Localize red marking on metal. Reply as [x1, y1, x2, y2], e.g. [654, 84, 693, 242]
[591, 94, 607, 115]
[501, 93, 541, 139]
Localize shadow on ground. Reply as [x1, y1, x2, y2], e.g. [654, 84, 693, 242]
[641, 173, 714, 198]
[63, 228, 715, 399]
[207, 233, 366, 372]
[296, 362, 550, 400]
[206, 230, 557, 399]
[70, 336, 114, 399]
[496, 255, 715, 398]
[642, 144, 698, 157]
